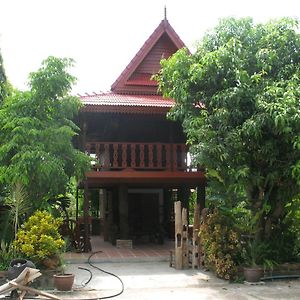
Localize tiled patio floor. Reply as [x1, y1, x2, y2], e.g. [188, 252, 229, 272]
[64, 236, 174, 264]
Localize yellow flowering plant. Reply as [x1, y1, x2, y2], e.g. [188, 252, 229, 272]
[14, 210, 65, 267]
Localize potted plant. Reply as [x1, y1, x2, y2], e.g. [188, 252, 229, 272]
[53, 263, 75, 291]
[13, 210, 66, 269]
[242, 239, 270, 282]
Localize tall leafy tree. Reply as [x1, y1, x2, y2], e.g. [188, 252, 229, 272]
[0, 49, 8, 104]
[0, 56, 90, 208]
[157, 18, 300, 240]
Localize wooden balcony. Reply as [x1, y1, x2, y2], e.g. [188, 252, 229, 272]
[85, 141, 189, 172]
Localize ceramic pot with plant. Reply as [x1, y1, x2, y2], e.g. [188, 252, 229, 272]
[242, 239, 270, 282]
[53, 273, 75, 291]
[53, 264, 75, 291]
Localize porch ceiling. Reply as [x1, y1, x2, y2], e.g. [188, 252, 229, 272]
[84, 170, 205, 188]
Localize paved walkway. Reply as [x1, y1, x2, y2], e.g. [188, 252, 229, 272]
[62, 236, 300, 299]
[64, 261, 300, 300]
[64, 236, 173, 263]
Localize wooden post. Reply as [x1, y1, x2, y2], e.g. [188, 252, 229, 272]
[75, 187, 79, 222]
[79, 118, 87, 152]
[118, 185, 129, 239]
[182, 207, 189, 269]
[192, 203, 201, 269]
[174, 201, 183, 269]
[102, 190, 108, 241]
[107, 190, 114, 243]
[83, 180, 91, 252]
[197, 184, 206, 211]
[179, 186, 190, 224]
[131, 144, 136, 168]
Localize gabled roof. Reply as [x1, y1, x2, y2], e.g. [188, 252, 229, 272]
[80, 92, 174, 114]
[111, 18, 187, 94]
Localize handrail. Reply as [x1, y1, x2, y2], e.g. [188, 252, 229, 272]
[85, 141, 188, 171]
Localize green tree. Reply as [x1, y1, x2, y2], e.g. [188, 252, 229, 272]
[0, 49, 9, 104]
[0, 56, 90, 209]
[157, 18, 300, 241]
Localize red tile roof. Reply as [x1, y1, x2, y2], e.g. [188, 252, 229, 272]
[79, 18, 187, 115]
[79, 92, 174, 114]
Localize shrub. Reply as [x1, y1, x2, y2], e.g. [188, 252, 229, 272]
[14, 210, 65, 267]
[0, 240, 15, 271]
[199, 208, 242, 280]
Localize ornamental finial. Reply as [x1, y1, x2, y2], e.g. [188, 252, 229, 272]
[164, 5, 167, 20]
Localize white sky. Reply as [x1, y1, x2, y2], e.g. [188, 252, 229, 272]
[0, 0, 300, 94]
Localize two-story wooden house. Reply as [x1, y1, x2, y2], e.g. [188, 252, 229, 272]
[77, 17, 205, 251]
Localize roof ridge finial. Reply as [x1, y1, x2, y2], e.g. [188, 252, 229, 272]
[164, 5, 167, 20]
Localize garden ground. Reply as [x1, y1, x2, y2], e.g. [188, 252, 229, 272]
[61, 237, 300, 300]
[66, 261, 300, 300]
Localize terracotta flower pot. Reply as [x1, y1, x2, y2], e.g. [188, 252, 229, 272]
[243, 267, 263, 282]
[53, 273, 75, 291]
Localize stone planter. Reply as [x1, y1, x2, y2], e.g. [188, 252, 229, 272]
[243, 267, 263, 282]
[53, 273, 75, 291]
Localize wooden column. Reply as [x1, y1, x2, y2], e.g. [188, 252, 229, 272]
[179, 186, 190, 223]
[182, 207, 189, 269]
[192, 203, 201, 269]
[158, 190, 164, 244]
[80, 119, 87, 152]
[174, 201, 183, 269]
[108, 190, 115, 243]
[169, 122, 174, 171]
[118, 185, 129, 239]
[102, 189, 108, 241]
[75, 187, 79, 222]
[197, 184, 206, 211]
[83, 179, 91, 252]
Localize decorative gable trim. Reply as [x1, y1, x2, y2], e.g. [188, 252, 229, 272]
[111, 19, 187, 94]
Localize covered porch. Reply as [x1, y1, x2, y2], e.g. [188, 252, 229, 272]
[64, 235, 173, 263]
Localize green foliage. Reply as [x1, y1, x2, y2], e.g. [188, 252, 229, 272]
[0, 49, 8, 104]
[188, 190, 197, 223]
[270, 194, 300, 262]
[199, 208, 242, 280]
[157, 17, 300, 241]
[13, 210, 65, 266]
[0, 240, 15, 271]
[5, 182, 31, 240]
[241, 239, 272, 267]
[0, 57, 90, 207]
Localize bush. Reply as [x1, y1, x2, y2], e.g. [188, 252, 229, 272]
[0, 240, 15, 271]
[14, 210, 65, 267]
[200, 208, 242, 280]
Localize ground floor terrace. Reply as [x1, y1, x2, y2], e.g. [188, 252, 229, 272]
[64, 235, 173, 263]
[77, 175, 205, 252]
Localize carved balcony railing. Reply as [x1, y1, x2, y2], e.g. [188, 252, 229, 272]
[85, 142, 189, 171]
